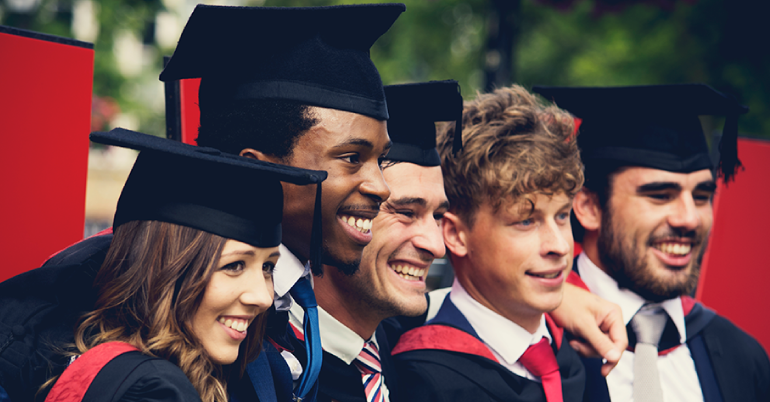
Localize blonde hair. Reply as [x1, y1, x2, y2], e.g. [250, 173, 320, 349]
[437, 85, 584, 227]
[72, 221, 267, 402]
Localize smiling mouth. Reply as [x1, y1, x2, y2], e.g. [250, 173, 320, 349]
[340, 214, 372, 234]
[526, 271, 562, 279]
[218, 317, 249, 333]
[390, 263, 427, 281]
[652, 242, 692, 256]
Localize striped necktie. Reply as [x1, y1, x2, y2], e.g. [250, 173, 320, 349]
[353, 341, 386, 402]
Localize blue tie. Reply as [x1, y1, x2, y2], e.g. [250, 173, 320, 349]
[289, 277, 322, 402]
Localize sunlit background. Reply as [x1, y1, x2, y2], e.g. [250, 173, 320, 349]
[2, 0, 767, 236]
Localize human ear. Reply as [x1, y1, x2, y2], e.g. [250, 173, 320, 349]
[442, 212, 469, 258]
[573, 189, 601, 231]
[240, 148, 283, 164]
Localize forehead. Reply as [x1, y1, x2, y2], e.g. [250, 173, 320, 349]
[612, 167, 714, 190]
[383, 163, 446, 203]
[302, 106, 389, 145]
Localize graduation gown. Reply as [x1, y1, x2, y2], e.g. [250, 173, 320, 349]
[390, 297, 585, 402]
[286, 322, 400, 402]
[0, 234, 273, 402]
[581, 296, 770, 402]
[0, 234, 111, 402]
[79, 352, 201, 402]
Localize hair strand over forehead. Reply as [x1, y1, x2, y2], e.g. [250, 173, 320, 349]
[437, 85, 584, 226]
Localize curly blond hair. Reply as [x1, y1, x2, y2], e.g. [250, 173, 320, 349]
[437, 85, 584, 227]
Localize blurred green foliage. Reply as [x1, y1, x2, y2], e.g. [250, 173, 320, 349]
[2, 0, 768, 137]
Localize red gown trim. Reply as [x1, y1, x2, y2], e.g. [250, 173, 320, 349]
[45, 341, 138, 402]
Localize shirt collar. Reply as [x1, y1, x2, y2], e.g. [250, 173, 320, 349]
[273, 244, 310, 298]
[449, 279, 552, 367]
[577, 252, 687, 343]
[289, 301, 378, 365]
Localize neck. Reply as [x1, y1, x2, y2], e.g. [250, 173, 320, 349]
[581, 231, 611, 276]
[454, 262, 542, 334]
[313, 267, 383, 340]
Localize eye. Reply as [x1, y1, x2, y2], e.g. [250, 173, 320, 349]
[263, 261, 276, 274]
[433, 212, 445, 222]
[517, 219, 533, 227]
[557, 212, 571, 222]
[646, 193, 673, 201]
[341, 154, 361, 164]
[397, 210, 415, 218]
[221, 261, 245, 274]
[693, 192, 713, 203]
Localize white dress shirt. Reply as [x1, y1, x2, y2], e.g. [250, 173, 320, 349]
[289, 297, 391, 401]
[449, 279, 553, 381]
[272, 244, 311, 311]
[577, 252, 704, 402]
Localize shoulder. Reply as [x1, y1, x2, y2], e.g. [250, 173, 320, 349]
[85, 353, 201, 402]
[392, 348, 495, 402]
[698, 312, 770, 400]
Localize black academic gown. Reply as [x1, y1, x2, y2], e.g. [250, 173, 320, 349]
[0, 234, 277, 402]
[286, 321, 400, 402]
[0, 234, 111, 402]
[391, 297, 585, 402]
[580, 298, 770, 402]
[81, 352, 201, 402]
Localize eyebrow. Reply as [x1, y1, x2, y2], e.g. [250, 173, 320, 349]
[270, 251, 281, 259]
[636, 182, 682, 193]
[331, 138, 393, 153]
[220, 250, 255, 258]
[695, 181, 717, 192]
[389, 197, 450, 211]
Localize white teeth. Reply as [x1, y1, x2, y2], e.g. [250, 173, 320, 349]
[219, 317, 248, 332]
[390, 264, 426, 280]
[341, 215, 372, 234]
[656, 242, 691, 256]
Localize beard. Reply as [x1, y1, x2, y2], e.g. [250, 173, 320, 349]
[320, 240, 361, 276]
[597, 206, 706, 303]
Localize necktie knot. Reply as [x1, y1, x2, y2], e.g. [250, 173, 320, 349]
[518, 338, 559, 377]
[518, 338, 563, 402]
[630, 306, 668, 346]
[354, 341, 385, 402]
[354, 341, 382, 375]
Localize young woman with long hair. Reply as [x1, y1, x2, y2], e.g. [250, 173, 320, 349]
[42, 128, 325, 402]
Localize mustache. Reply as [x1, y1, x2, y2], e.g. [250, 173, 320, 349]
[649, 227, 703, 243]
[338, 204, 381, 214]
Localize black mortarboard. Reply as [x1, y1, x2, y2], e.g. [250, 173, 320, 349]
[159, 3, 406, 123]
[532, 84, 749, 181]
[384, 80, 464, 166]
[90, 128, 327, 249]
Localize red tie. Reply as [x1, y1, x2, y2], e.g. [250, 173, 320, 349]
[518, 338, 563, 402]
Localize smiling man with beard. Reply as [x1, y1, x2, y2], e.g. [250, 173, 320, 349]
[534, 84, 770, 402]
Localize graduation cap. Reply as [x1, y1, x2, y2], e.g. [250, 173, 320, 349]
[159, 3, 406, 122]
[384, 80, 464, 166]
[90, 128, 327, 250]
[532, 84, 749, 182]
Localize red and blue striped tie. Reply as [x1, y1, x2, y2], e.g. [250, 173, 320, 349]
[354, 341, 386, 402]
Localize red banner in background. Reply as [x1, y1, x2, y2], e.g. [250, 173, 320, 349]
[697, 137, 770, 353]
[0, 26, 94, 282]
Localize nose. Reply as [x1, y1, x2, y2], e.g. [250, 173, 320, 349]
[541, 221, 571, 258]
[359, 162, 391, 204]
[240, 273, 274, 312]
[411, 218, 446, 259]
[667, 193, 701, 232]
